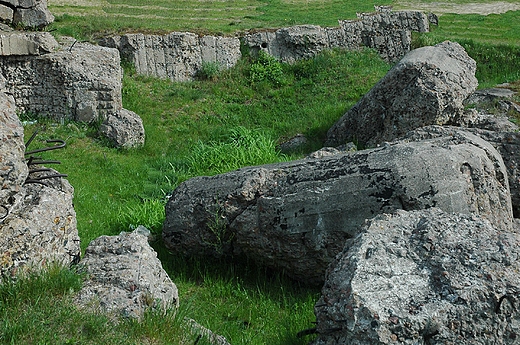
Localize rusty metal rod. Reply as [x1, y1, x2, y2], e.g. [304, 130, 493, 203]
[25, 139, 66, 155]
[24, 130, 38, 149]
[27, 160, 62, 166]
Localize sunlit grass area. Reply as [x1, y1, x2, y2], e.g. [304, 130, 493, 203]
[48, 0, 393, 38]
[4, 0, 520, 343]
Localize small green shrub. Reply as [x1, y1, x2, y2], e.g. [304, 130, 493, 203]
[203, 200, 233, 255]
[249, 51, 287, 85]
[197, 61, 222, 81]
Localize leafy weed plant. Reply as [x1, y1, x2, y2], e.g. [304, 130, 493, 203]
[249, 50, 287, 85]
[196, 61, 222, 81]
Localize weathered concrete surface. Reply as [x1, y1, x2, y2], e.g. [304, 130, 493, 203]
[100, 32, 241, 82]
[0, 0, 54, 28]
[325, 41, 478, 148]
[100, 108, 145, 148]
[0, 181, 81, 278]
[13, 0, 54, 28]
[0, 4, 13, 23]
[75, 227, 179, 320]
[0, 82, 80, 278]
[313, 208, 520, 345]
[403, 125, 520, 219]
[0, 73, 26, 204]
[464, 87, 520, 132]
[100, 10, 429, 81]
[163, 131, 512, 284]
[0, 39, 123, 122]
[0, 31, 58, 55]
[243, 10, 429, 63]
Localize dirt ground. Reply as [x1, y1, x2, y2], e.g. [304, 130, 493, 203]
[48, 0, 107, 6]
[395, 1, 520, 15]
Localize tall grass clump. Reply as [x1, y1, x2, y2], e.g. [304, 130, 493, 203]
[249, 50, 287, 85]
[196, 61, 222, 81]
[117, 198, 166, 235]
[189, 126, 285, 175]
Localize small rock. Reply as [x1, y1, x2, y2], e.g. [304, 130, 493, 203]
[75, 228, 178, 320]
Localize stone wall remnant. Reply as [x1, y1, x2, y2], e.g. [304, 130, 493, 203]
[0, 36, 123, 123]
[99, 10, 430, 82]
[242, 10, 429, 63]
[0, 32, 145, 147]
[100, 32, 242, 82]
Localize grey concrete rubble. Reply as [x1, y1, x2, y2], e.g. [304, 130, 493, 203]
[163, 130, 512, 285]
[100, 32, 242, 82]
[100, 108, 146, 148]
[185, 318, 232, 345]
[1, 3, 520, 341]
[403, 125, 520, 219]
[75, 227, 179, 320]
[243, 10, 429, 63]
[0, 37, 123, 123]
[312, 208, 520, 345]
[0, 84, 80, 278]
[325, 40, 478, 148]
[0, 31, 58, 55]
[0, 32, 145, 148]
[0, 0, 54, 28]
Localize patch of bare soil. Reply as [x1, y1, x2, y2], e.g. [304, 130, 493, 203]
[395, 1, 520, 15]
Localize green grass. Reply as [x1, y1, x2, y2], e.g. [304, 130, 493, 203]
[6, 0, 520, 344]
[434, 11, 520, 46]
[48, 0, 392, 39]
[0, 260, 318, 344]
[0, 265, 200, 344]
[156, 248, 319, 345]
[26, 47, 390, 251]
[16, 47, 390, 344]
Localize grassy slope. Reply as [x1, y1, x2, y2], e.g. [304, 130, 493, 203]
[16, 48, 391, 344]
[4, 0, 520, 344]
